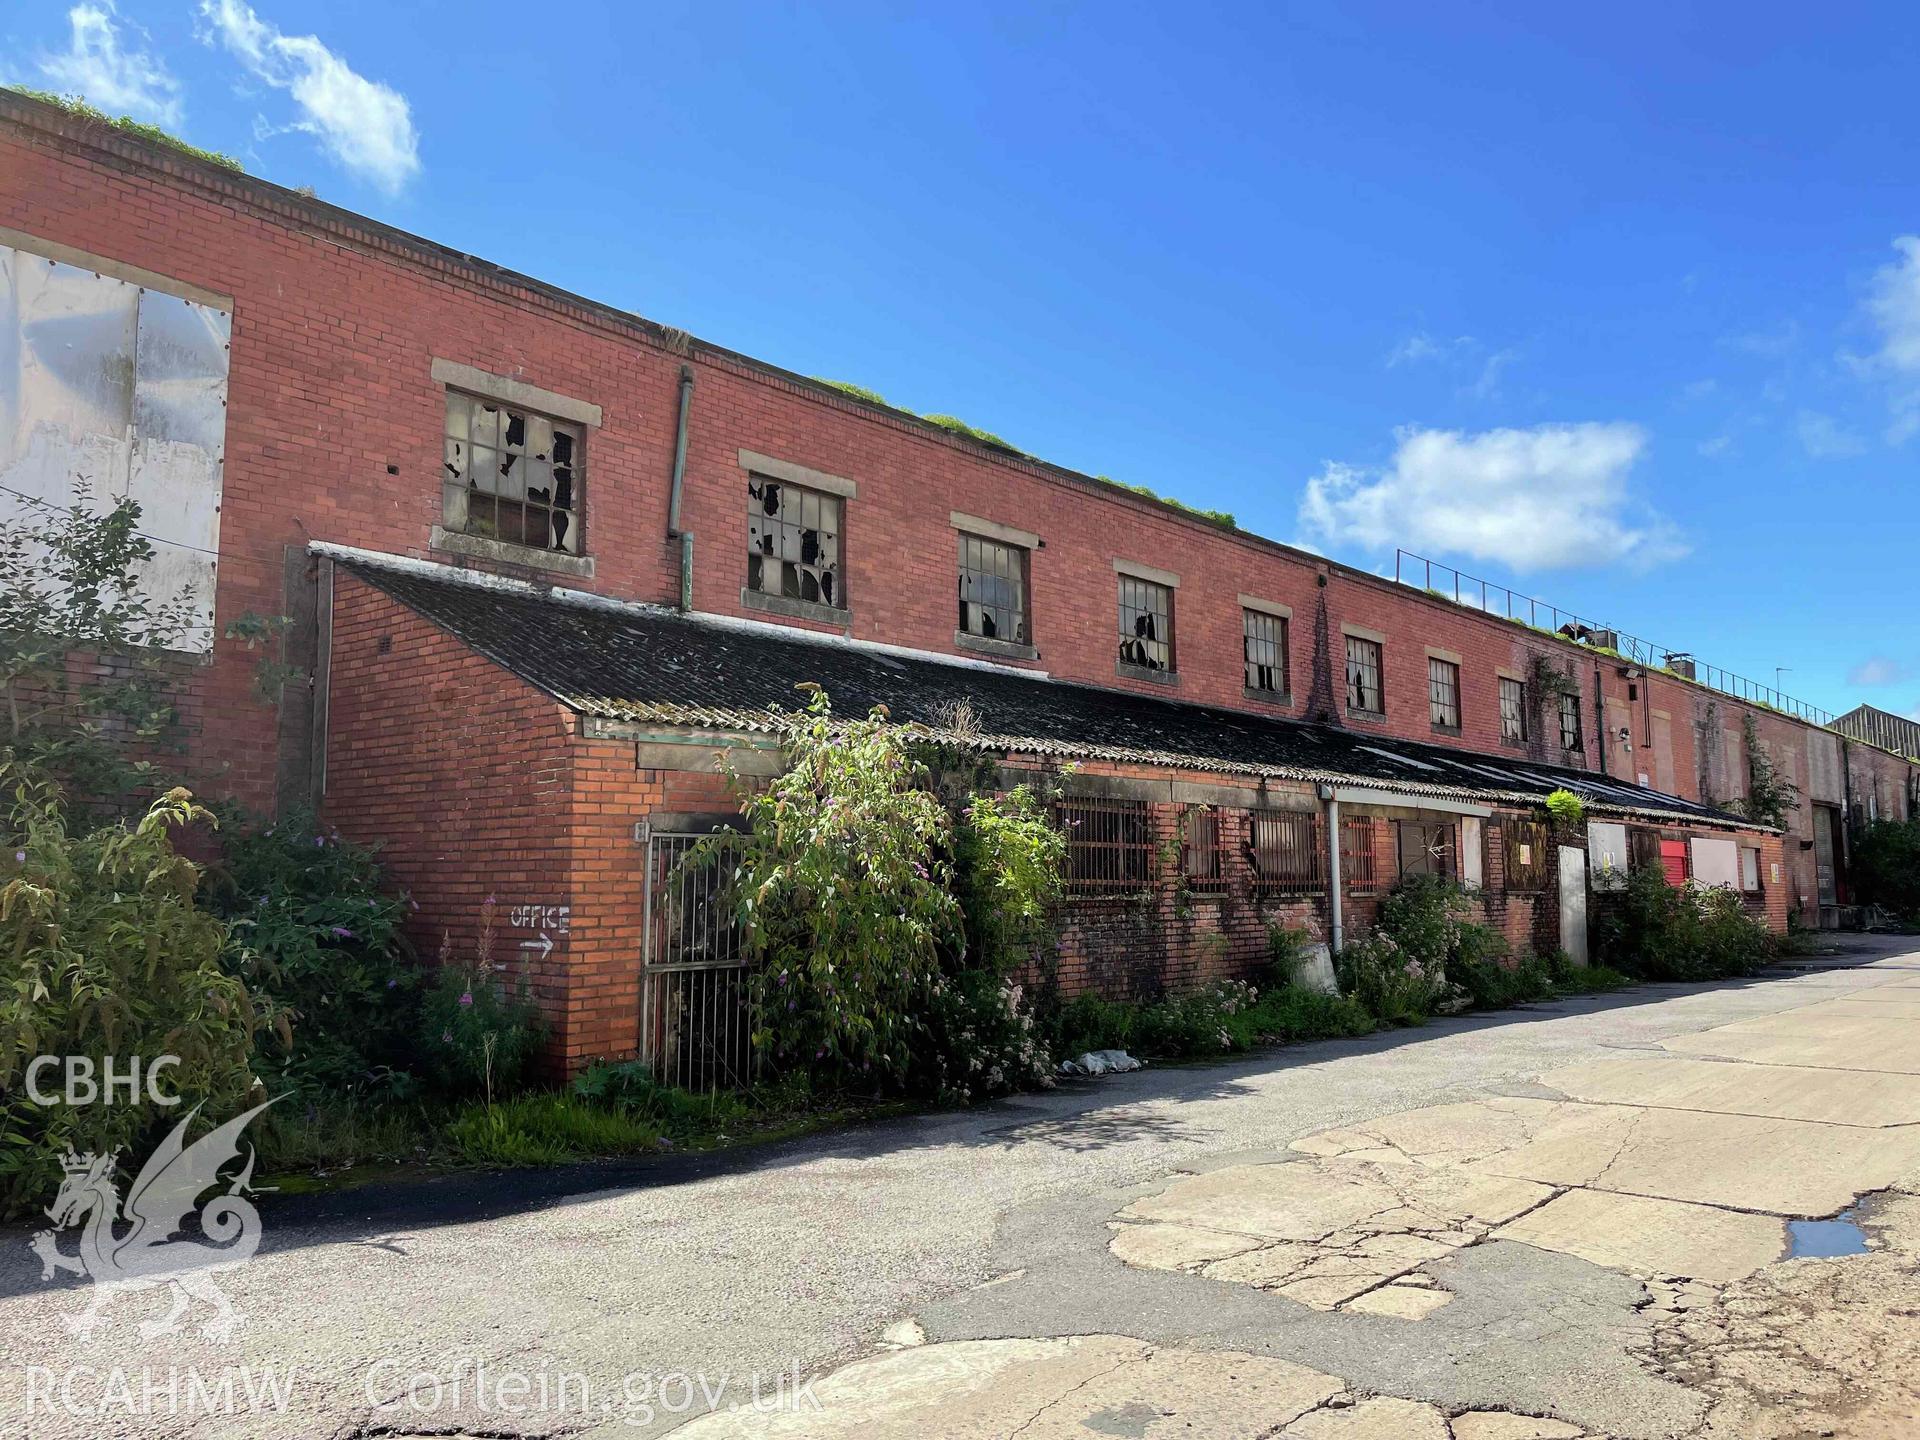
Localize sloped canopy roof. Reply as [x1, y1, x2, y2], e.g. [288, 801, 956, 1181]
[338, 554, 1755, 830]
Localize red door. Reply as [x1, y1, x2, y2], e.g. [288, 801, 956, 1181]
[1659, 839, 1688, 886]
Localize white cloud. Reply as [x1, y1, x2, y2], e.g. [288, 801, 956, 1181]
[1848, 656, 1909, 687]
[198, 0, 418, 192]
[33, 2, 182, 126]
[1865, 235, 1920, 443]
[1697, 433, 1733, 459]
[1386, 331, 1463, 367]
[1300, 422, 1686, 573]
[1796, 410, 1867, 459]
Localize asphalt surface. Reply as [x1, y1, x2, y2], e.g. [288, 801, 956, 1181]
[0, 935, 1910, 1438]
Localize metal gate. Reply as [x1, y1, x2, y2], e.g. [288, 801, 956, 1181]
[639, 830, 754, 1094]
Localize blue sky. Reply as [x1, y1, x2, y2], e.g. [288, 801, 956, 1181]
[8, 1, 1918, 719]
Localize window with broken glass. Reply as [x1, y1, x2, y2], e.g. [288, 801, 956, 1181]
[1499, 676, 1529, 743]
[1395, 819, 1456, 879]
[443, 391, 582, 554]
[1345, 635, 1383, 714]
[1428, 657, 1461, 729]
[956, 533, 1028, 644]
[1117, 575, 1174, 674]
[1559, 691, 1583, 751]
[1243, 609, 1288, 695]
[747, 476, 843, 610]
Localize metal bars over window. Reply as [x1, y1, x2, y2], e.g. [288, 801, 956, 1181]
[1504, 818, 1550, 893]
[1342, 816, 1378, 891]
[1059, 797, 1152, 893]
[443, 391, 583, 554]
[1345, 635, 1383, 713]
[747, 476, 843, 608]
[1117, 575, 1174, 673]
[957, 532, 1028, 643]
[1243, 609, 1288, 694]
[1249, 809, 1324, 894]
[1428, 657, 1460, 729]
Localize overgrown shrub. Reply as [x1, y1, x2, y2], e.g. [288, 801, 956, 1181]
[1854, 819, 1920, 920]
[1373, 875, 1479, 974]
[699, 688, 962, 1086]
[572, 1059, 751, 1138]
[1594, 866, 1775, 980]
[953, 784, 1066, 975]
[1335, 933, 1453, 1026]
[908, 972, 1052, 1103]
[0, 779, 272, 1218]
[204, 810, 419, 1099]
[417, 899, 545, 1101]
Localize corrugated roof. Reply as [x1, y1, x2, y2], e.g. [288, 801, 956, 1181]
[337, 554, 1758, 830]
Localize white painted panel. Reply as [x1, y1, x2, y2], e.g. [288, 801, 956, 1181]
[1740, 847, 1760, 891]
[1588, 820, 1628, 891]
[1806, 730, 1842, 804]
[1690, 836, 1740, 889]
[1460, 817, 1484, 887]
[1558, 846, 1588, 966]
[1, 243, 228, 652]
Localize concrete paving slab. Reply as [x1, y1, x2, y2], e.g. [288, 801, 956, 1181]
[1492, 1188, 1785, 1283]
[1451, 1414, 1585, 1439]
[1665, 1008, 1920, 1073]
[1281, 1395, 1451, 1437]
[668, 1336, 1346, 1438]
[1340, 1283, 1455, 1320]
[1539, 1055, 1920, 1127]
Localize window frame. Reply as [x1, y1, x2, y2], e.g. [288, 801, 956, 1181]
[441, 389, 586, 559]
[955, 530, 1031, 650]
[1181, 806, 1229, 894]
[1503, 817, 1551, 893]
[1739, 845, 1762, 894]
[1499, 675, 1530, 744]
[1342, 816, 1379, 893]
[746, 472, 847, 616]
[1116, 574, 1176, 679]
[1428, 656, 1461, 732]
[1345, 635, 1385, 716]
[1559, 691, 1583, 751]
[1395, 819, 1457, 879]
[1242, 608, 1290, 699]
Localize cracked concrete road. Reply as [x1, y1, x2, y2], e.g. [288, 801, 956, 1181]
[4, 937, 1920, 1438]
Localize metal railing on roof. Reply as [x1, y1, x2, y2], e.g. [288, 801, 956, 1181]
[1392, 549, 1836, 729]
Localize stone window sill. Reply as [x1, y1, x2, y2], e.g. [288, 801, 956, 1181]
[954, 630, 1038, 662]
[1346, 705, 1388, 724]
[1431, 722, 1462, 738]
[741, 588, 851, 628]
[431, 526, 594, 579]
[1242, 687, 1294, 708]
[1117, 661, 1179, 687]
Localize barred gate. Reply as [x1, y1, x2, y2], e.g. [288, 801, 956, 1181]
[639, 830, 754, 1094]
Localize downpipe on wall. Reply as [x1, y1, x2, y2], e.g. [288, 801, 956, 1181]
[666, 363, 695, 610]
[1318, 783, 1343, 954]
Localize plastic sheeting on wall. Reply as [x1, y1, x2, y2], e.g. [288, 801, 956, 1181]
[1588, 820, 1628, 891]
[1690, 836, 1740, 890]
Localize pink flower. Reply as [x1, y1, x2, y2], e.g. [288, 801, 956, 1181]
[458, 992, 474, 1007]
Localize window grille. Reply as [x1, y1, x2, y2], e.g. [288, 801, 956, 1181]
[1059, 797, 1153, 893]
[1342, 816, 1378, 890]
[1182, 807, 1228, 892]
[1249, 809, 1323, 894]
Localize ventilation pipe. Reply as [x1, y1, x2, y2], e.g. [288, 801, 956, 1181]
[1318, 783, 1343, 955]
[666, 364, 695, 611]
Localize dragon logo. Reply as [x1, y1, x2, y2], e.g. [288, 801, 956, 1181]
[28, 1099, 276, 1343]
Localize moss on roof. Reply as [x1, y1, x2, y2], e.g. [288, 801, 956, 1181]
[10, 87, 243, 172]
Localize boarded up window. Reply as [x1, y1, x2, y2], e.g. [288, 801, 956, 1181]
[1659, 838, 1689, 886]
[1, 245, 231, 653]
[1588, 820, 1629, 891]
[1059, 797, 1152, 893]
[1740, 846, 1761, 892]
[1690, 836, 1740, 889]
[1503, 818, 1550, 892]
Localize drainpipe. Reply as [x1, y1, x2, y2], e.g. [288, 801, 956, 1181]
[1318, 783, 1343, 954]
[1593, 663, 1609, 778]
[666, 364, 695, 611]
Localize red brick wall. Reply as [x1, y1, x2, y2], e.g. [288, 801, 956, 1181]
[7, 100, 1904, 923]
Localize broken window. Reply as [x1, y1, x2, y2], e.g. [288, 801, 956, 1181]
[746, 476, 842, 609]
[1243, 609, 1288, 694]
[956, 532, 1028, 643]
[1345, 635, 1383, 714]
[1428, 657, 1461, 729]
[1117, 575, 1174, 673]
[443, 391, 583, 554]
[1559, 691, 1583, 751]
[1499, 676, 1529, 744]
[1395, 819, 1456, 879]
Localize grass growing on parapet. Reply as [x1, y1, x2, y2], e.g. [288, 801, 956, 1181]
[1099, 476, 1237, 529]
[809, 379, 1027, 454]
[10, 87, 245, 172]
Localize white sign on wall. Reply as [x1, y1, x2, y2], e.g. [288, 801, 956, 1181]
[1, 244, 230, 653]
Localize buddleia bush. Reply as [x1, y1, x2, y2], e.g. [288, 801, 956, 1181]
[0, 776, 273, 1218]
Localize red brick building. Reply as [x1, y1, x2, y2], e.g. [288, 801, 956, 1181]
[4, 92, 1910, 1073]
